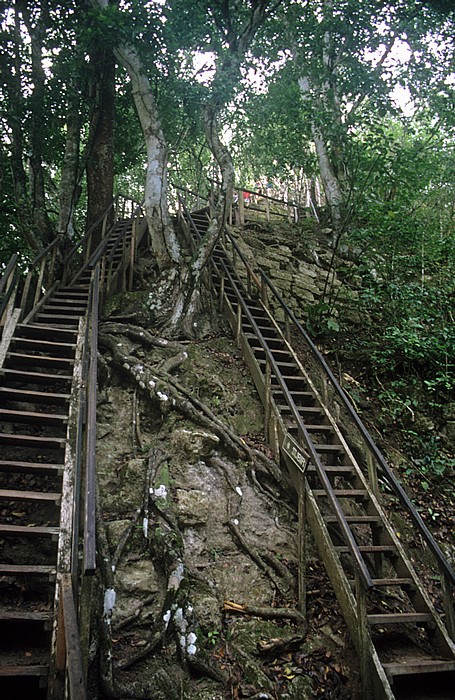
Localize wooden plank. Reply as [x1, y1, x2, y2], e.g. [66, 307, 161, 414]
[61, 574, 87, 700]
[0, 610, 52, 622]
[368, 613, 433, 625]
[382, 659, 455, 677]
[0, 488, 61, 502]
[0, 523, 59, 536]
[0, 665, 48, 677]
[0, 564, 56, 575]
[0, 387, 71, 404]
[0, 408, 68, 424]
[0, 368, 73, 384]
[0, 459, 63, 473]
[0, 433, 66, 448]
[0, 307, 21, 370]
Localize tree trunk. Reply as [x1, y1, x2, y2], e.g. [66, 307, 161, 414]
[19, 2, 52, 245]
[113, 43, 181, 271]
[298, 76, 344, 227]
[58, 85, 81, 238]
[86, 44, 116, 252]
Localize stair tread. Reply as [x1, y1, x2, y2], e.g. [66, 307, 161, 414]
[0, 369, 73, 382]
[0, 459, 63, 472]
[0, 387, 71, 403]
[0, 610, 52, 622]
[12, 338, 76, 350]
[0, 523, 59, 535]
[0, 433, 66, 446]
[312, 488, 368, 497]
[325, 515, 382, 523]
[335, 544, 396, 553]
[382, 658, 455, 676]
[0, 488, 61, 501]
[0, 665, 49, 677]
[0, 408, 67, 423]
[7, 352, 73, 363]
[368, 612, 433, 624]
[18, 323, 77, 337]
[0, 564, 56, 575]
[371, 578, 414, 586]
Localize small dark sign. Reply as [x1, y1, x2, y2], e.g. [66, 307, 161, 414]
[282, 433, 310, 474]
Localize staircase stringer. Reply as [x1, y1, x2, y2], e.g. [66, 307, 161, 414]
[304, 483, 396, 700]
[46, 316, 86, 699]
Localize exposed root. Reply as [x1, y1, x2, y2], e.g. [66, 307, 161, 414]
[223, 600, 307, 627]
[227, 520, 290, 597]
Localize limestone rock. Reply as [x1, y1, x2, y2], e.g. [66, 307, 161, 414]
[171, 428, 220, 460]
[175, 488, 210, 526]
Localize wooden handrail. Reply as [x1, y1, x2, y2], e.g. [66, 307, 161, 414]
[178, 189, 455, 589]
[217, 256, 374, 590]
[256, 268, 455, 586]
[84, 265, 99, 576]
[60, 575, 86, 700]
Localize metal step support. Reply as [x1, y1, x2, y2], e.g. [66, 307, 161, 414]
[178, 201, 455, 700]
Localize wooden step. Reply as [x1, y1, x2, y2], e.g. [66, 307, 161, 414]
[0, 459, 63, 474]
[0, 523, 59, 536]
[0, 664, 49, 677]
[0, 408, 67, 426]
[368, 612, 434, 625]
[0, 488, 61, 504]
[335, 545, 396, 554]
[371, 578, 414, 587]
[382, 658, 455, 678]
[277, 404, 323, 415]
[11, 337, 76, 357]
[313, 444, 345, 454]
[6, 352, 74, 371]
[0, 387, 71, 405]
[0, 564, 56, 576]
[0, 369, 73, 385]
[16, 323, 77, 341]
[307, 465, 355, 476]
[42, 304, 86, 314]
[0, 610, 52, 623]
[325, 515, 382, 524]
[0, 433, 65, 449]
[312, 488, 368, 499]
[34, 314, 80, 327]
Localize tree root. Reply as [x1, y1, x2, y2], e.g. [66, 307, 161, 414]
[223, 600, 307, 627]
[227, 520, 290, 597]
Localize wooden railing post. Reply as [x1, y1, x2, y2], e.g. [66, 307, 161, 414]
[236, 301, 242, 347]
[355, 572, 373, 699]
[238, 190, 245, 226]
[33, 259, 46, 308]
[265, 196, 270, 222]
[440, 569, 455, 641]
[298, 476, 307, 616]
[367, 452, 380, 498]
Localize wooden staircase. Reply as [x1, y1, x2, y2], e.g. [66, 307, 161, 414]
[0, 196, 145, 698]
[0, 276, 90, 697]
[179, 203, 455, 700]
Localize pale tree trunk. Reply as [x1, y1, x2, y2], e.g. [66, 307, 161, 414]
[113, 43, 182, 271]
[90, 0, 181, 272]
[298, 75, 344, 227]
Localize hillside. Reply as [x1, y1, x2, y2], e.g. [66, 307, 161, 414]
[91, 214, 453, 699]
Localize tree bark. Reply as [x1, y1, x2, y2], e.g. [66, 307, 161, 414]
[86, 43, 116, 252]
[19, 1, 52, 244]
[113, 43, 181, 271]
[58, 85, 81, 238]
